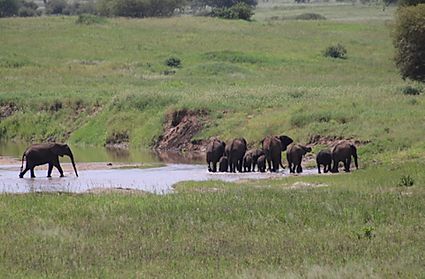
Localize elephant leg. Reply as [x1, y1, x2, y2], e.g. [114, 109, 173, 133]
[212, 162, 217, 173]
[30, 167, 36, 178]
[288, 162, 293, 173]
[318, 164, 321, 174]
[238, 159, 243, 172]
[332, 159, 339, 173]
[296, 164, 302, 173]
[252, 161, 256, 172]
[47, 163, 54, 177]
[344, 157, 351, 172]
[19, 165, 30, 178]
[267, 159, 272, 172]
[54, 162, 64, 177]
[208, 162, 212, 172]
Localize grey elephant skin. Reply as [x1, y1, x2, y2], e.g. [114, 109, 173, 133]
[219, 156, 228, 172]
[257, 155, 266, 172]
[286, 144, 312, 173]
[19, 143, 78, 178]
[206, 138, 225, 172]
[316, 149, 332, 174]
[226, 138, 247, 173]
[244, 148, 265, 172]
[331, 140, 358, 173]
[262, 135, 293, 172]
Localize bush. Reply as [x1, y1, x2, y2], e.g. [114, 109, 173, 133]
[76, 14, 107, 24]
[63, 1, 97, 15]
[165, 57, 182, 68]
[393, 5, 425, 82]
[193, 0, 257, 8]
[398, 175, 414, 187]
[401, 85, 422, 95]
[17, 1, 40, 17]
[294, 13, 326, 20]
[45, 0, 67, 14]
[398, 0, 425, 6]
[211, 2, 254, 20]
[97, 0, 186, 17]
[0, 0, 19, 17]
[323, 43, 347, 59]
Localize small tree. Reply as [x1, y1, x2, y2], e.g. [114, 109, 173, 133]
[393, 4, 425, 82]
[0, 0, 19, 17]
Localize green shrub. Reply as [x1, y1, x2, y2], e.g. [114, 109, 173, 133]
[18, 1, 40, 17]
[76, 14, 107, 25]
[211, 2, 254, 20]
[393, 5, 425, 82]
[401, 85, 422, 95]
[323, 43, 347, 59]
[398, 175, 415, 187]
[294, 13, 326, 20]
[165, 57, 182, 68]
[0, 0, 19, 17]
[45, 0, 67, 14]
[97, 0, 186, 17]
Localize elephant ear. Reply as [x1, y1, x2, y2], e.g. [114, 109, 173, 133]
[279, 135, 293, 150]
[51, 143, 66, 157]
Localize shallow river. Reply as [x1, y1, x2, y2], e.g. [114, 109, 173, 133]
[0, 142, 317, 194]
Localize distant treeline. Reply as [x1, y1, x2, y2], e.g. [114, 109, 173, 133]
[0, 0, 257, 18]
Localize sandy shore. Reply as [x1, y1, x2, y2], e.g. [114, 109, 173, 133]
[0, 156, 163, 171]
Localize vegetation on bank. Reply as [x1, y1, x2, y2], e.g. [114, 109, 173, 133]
[2, 5, 423, 165]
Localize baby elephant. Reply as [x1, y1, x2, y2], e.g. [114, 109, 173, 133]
[286, 144, 312, 173]
[243, 153, 253, 172]
[316, 149, 332, 174]
[219, 156, 228, 172]
[257, 155, 266, 173]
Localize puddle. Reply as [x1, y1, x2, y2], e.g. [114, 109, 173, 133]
[0, 163, 318, 194]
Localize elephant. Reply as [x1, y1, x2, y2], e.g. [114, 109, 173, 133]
[206, 138, 225, 172]
[257, 155, 266, 173]
[262, 135, 293, 172]
[19, 143, 78, 178]
[243, 152, 253, 172]
[316, 149, 332, 174]
[286, 144, 312, 173]
[244, 148, 265, 172]
[331, 140, 358, 173]
[219, 156, 228, 172]
[227, 138, 247, 173]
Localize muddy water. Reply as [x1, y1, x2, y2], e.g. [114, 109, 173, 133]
[0, 142, 318, 194]
[0, 163, 318, 194]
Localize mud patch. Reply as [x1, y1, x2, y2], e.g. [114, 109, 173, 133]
[0, 102, 18, 119]
[85, 187, 149, 195]
[154, 109, 208, 152]
[288, 182, 328, 190]
[308, 134, 371, 147]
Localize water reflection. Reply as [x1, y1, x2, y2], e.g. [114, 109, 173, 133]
[0, 142, 204, 164]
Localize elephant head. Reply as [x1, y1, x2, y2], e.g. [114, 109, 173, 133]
[52, 143, 78, 177]
[278, 135, 294, 151]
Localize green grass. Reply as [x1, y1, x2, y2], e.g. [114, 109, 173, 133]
[1, 161, 424, 277]
[1, 5, 420, 164]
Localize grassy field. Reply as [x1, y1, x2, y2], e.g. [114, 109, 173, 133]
[1, 4, 425, 277]
[2, 4, 423, 161]
[1, 162, 424, 277]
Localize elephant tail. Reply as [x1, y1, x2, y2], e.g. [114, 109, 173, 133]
[351, 145, 358, 169]
[20, 152, 26, 173]
[279, 160, 285, 169]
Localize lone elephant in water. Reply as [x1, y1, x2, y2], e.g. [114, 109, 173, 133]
[331, 140, 358, 173]
[19, 143, 78, 178]
[262, 135, 293, 172]
[226, 138, 247, 173]
[316, 149, 332, 174]
[206, 138, 225, 172]
[286, 144, 312, 173]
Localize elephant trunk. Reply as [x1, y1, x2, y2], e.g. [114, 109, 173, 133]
[69, 152, 78, 177]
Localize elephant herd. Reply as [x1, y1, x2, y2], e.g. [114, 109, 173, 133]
[206, 135, 358, 174]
